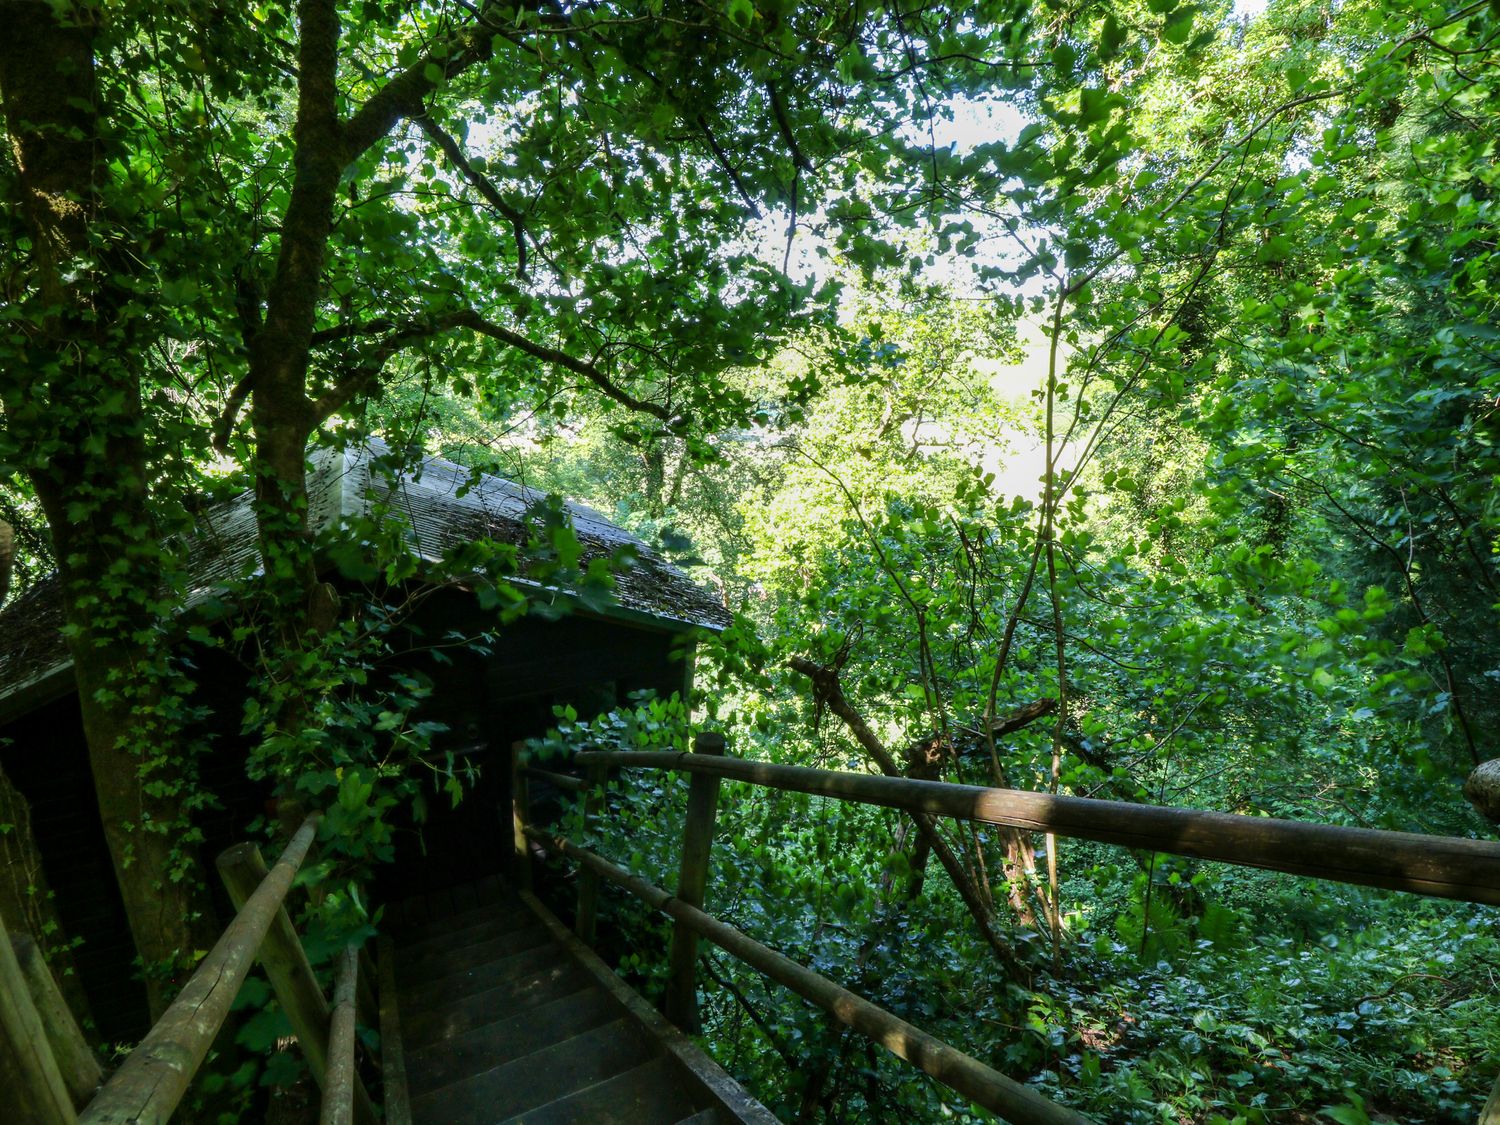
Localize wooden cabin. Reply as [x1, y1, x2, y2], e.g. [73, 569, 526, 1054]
[0, 442, 729, 1042]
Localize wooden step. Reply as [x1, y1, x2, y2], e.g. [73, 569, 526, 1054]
[401, 952, 590, 1049]
[405, 986, 619, 1096]
[385, 882, 778, 1124]
[396, 913, 539, 969]
[496, 1055, 701, 1125]
[412, 1016, 656, 1124]
[400, 944, 578, 1015]
[399, 923, 552, 987]
[395, 898, 530, 945]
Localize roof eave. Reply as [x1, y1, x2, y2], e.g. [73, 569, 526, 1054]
[0, 663, 76, 728]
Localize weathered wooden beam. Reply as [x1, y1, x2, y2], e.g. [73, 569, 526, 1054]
[0, 908, 76, 1125]
[218, 843, 332, 1069]
[375, 937, 412, 1125]
[80, 814, 320, 1125]
[524, 766, 586, 793]
[575, 762, 607, 947]
[511, 742, 532, 891]
[320, 945, 360, 1125]
[11, 929, 100, 1109]
[573, 751, 1500, 906]
[528, 827, 1087, 1125]
[666, 732, 725, 1033]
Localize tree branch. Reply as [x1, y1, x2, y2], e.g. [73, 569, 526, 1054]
[342, 7, 501, 162]
[213, 372, 256, 452]
[700, 955, 798, 1070]
[987, 698, 1057, 740]
[308, 310, 673, 422]
[696, 115, 760, 217]
[414, 114, 529, 277]
[787, 656, 1023, 972]
[765, 80, 812, 172]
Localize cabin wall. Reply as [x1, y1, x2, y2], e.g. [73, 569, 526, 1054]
[0, 648, 273, 1043]
[0, 592, 698, 1039]
[373, 591, 694, 907]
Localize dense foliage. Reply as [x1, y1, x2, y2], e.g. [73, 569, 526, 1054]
[508, 0, 1500, 1119]
[2, 0, 1498, 1120]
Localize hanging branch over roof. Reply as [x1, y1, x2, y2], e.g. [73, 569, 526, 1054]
[340, 5, 502, 162]
[305, 310, 673, 423]
[414, 115, 530, 277]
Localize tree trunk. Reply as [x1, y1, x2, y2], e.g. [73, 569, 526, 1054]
[0, 1, 210, 1016]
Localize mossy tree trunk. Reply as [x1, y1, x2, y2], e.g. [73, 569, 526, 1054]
[0, 1, 211, 1016]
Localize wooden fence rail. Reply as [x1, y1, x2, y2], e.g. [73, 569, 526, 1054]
[572, 749, 1500, 906]
[523, 765, 586, 793]
[322, 945, 362, 1125]
[50, 813, 393, 1125]
[525, 826, 1088, 1125]
[515, 737, 1500, 1122]
[81, 815, 323, 1124]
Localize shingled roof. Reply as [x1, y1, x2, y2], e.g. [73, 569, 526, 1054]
[0, 442, 730, 723]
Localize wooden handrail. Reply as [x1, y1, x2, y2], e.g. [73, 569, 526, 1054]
[0, 909, 76, 1125]
[665, 731, 725, 1032]
[527, 826, 1089, 1125]
[321, 945, 361, 1125]
[523, 766, 586, 793]
[574, 751, 1500, 905]
[81, 815, 321, 1125]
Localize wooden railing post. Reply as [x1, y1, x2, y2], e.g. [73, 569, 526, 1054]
[320, 945, 360, 1125]
[0, 909, 76, 1125]
[11, 928, 100, 1110]
[82, 816, 320, 1124]
[217, 844, 333, 1072]
[511, 741, 532, 890]
[575, 761, 608, 946]
[216, 844, 377, 1125]
[665, 731, 725, 1032]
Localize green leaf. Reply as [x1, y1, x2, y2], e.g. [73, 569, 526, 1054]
[1319, 1099, 1371, 1125]
[1162, 7, 1196, 45]
[1100, 14, 1126, 60]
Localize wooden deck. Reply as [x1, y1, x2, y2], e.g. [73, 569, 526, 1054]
[382, 879, 779, 1125]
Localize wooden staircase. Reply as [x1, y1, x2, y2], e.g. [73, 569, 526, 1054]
[383, 879, 777, 1125]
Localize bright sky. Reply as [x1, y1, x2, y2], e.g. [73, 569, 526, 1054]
[740, 92, 1070, 500]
